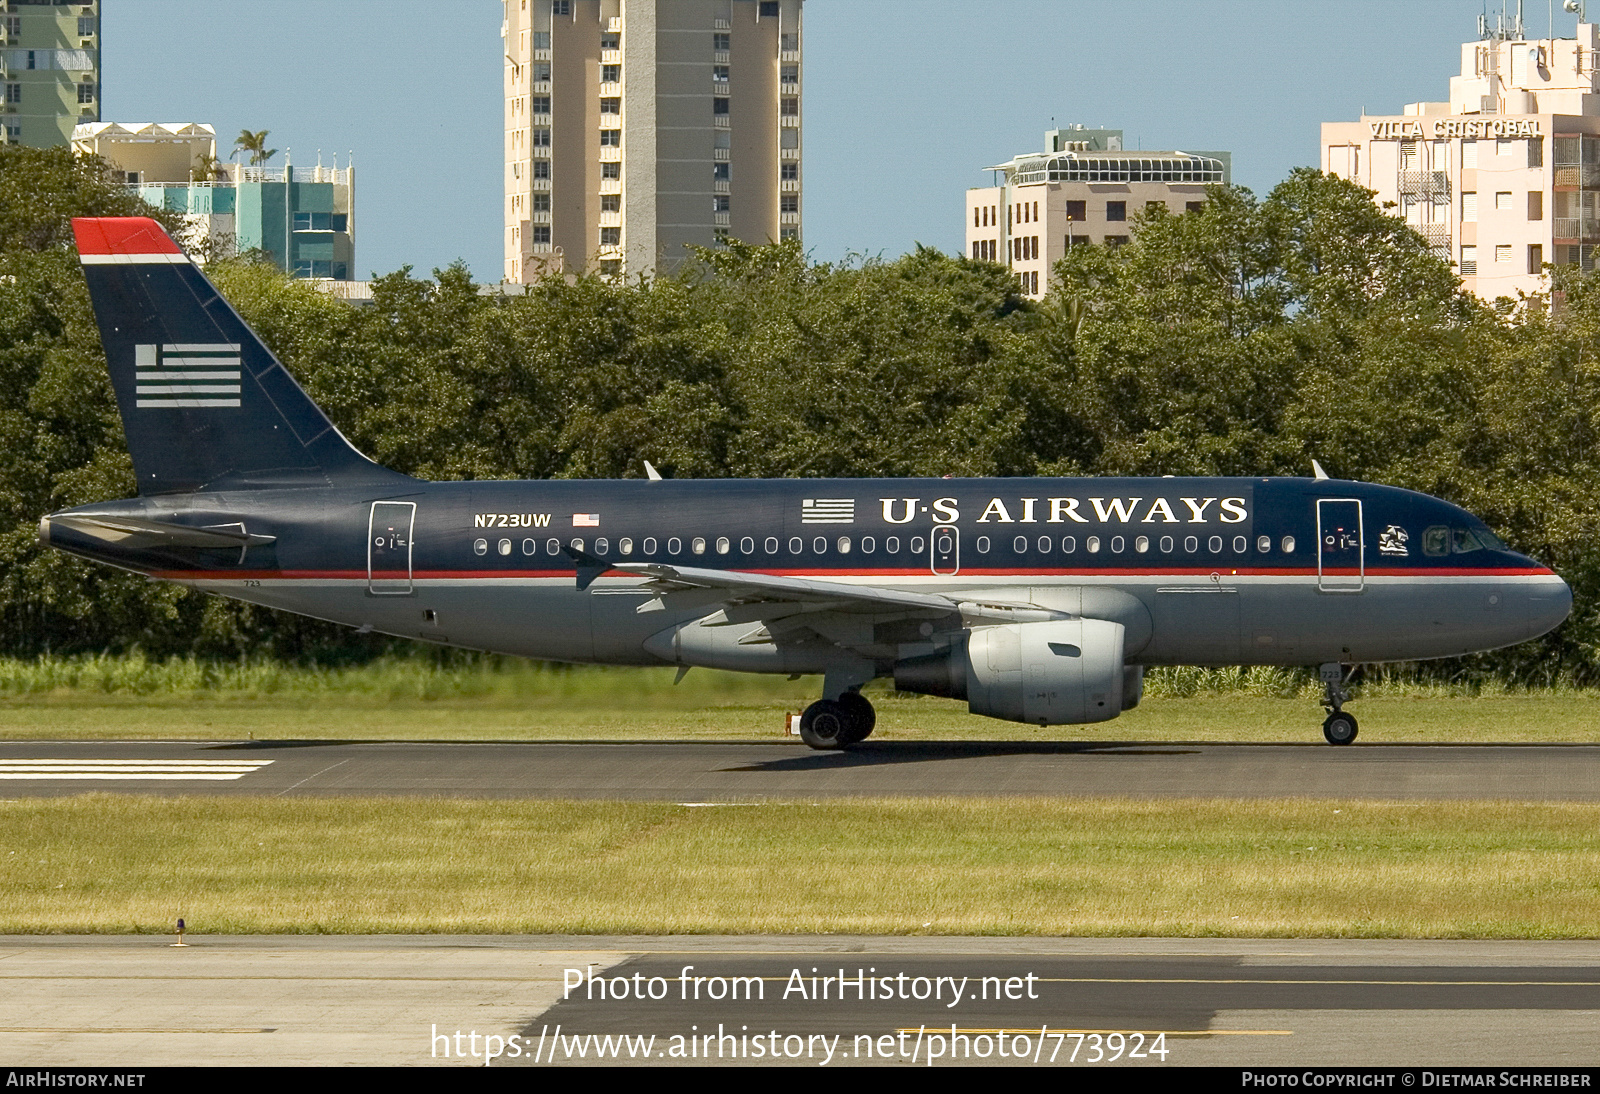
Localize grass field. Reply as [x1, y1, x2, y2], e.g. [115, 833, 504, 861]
[1, 795, 1596, 937]
[0, 657, 1595, 743]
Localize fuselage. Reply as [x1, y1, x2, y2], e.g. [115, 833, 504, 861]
[40, 475, 1572, 675]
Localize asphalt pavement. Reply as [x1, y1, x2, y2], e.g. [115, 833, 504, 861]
[1, 739, 1598, 799]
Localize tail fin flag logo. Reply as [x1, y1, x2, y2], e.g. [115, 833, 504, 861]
[134, 343, 242, 408]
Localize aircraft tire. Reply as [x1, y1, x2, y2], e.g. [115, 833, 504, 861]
[799, 699, 849, 750]
[836, 692, 876, 744]
[1322, 711, 1359, 746]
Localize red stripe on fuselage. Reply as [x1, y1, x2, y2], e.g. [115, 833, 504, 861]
[153, 564, 1558, 581]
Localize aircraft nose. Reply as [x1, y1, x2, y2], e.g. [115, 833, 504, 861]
[1524, 572, 1573, 639]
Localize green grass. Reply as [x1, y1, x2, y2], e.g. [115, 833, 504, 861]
[0, 656, 1594, 742]
[2, 796, 1596, 937]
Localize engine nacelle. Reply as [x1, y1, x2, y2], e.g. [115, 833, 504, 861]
[895, 619, 1127, 726]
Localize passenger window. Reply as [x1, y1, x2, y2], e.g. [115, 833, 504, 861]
[1281, 535, 1295, 553]
[643, 537, 658, 555]
[498, 539, 512, 556]
[885, 536, 900, 553]
[1160, 536, 1173, 553]
[1208, 536, 1222, 553]
[716, 537, 730, 554]
[546, 537, 560, 555]
[1037, 536, 1052, 553]
[1185, 536, 1198, 552]
[1256, 535, 1270, 553]
[522, 538, 536, 555]
[739, 537, 753, 554]
[1012, 536, 1028, 554]
[569, 538, 584, 553]
[975, 536, 990, 553]
[764, 536, 778, 554]
[813, 537, 827, 553]
[1061, 536, 1076, 553]
[473, 538, 488, 556]
[619, 538, 634, 555]
[861, 536, 876, 553]
[667, 537, 682, 554]
[788, 537, 802, 553]
[1423, 526, 1449, 556]
[594, 538, 608, 554]
[911, 536, 926, 553]
[692, 537, 706, 554]
[1110, 536, 1125, 553]
[1087, 536, 1101, 553]
[1233, 536, 1247, 553]
[1135, 536, 1149, 553]
[836, 536, 850, 553]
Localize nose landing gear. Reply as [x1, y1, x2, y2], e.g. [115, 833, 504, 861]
[1319, 662, 1358, 745]
[798, 690, 877, 750]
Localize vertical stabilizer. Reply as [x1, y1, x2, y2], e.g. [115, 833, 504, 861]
[72, 217, 408, 494]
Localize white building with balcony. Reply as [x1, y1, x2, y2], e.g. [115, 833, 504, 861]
[1322, 13, 1600, 301]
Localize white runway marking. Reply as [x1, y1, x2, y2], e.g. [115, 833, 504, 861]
[0, 759, 273, 781]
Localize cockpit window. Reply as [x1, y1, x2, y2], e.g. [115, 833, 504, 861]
[1426, 523, 1503, 556]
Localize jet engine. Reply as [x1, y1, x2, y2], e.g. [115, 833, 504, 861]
[893, 619, 1128, 726]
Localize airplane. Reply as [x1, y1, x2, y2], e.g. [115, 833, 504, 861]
[37, 217, 1573, 749]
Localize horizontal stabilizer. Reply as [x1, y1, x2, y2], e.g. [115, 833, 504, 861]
[41, 514, 275, 550]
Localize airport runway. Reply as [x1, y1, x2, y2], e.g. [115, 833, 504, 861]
[2, 740, 1600, 799]
[1, 936, 1595, 1067]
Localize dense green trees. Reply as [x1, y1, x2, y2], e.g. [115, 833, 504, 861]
[1, 145, 1596, 681]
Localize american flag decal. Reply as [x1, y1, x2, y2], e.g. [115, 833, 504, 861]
[801, 498, 855, 524]
[134, 343, 242, 408]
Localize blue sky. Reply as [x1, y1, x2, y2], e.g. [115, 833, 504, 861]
[104, 1, 1578, 280]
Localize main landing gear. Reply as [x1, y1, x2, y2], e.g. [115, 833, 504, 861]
[1319, 662, 1358, 746]
[798, 690, 876, 750]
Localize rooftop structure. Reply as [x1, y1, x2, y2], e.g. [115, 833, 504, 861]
[968, 125, 1231, 299]
[74, 122, 356, 281]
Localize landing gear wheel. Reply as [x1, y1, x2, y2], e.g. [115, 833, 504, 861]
[835, 692, 876, 745]
[1322, 711, 1359, 746]
[799, 699, 849, 750]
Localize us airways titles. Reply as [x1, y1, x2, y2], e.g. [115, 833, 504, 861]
[877, 496, 1248, 525]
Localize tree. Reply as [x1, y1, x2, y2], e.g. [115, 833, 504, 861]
[232, 130, 277, 167]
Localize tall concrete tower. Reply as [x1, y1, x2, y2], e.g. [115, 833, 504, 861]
[503, 0, 802, 282]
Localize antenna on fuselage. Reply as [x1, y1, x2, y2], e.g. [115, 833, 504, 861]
[1311, 459, 1330, 481]
[644, 460, 663, 481]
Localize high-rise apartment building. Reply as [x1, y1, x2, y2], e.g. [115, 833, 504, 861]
[1323, 14, 1600, 301]
[1, 0, 99, 147]
[966, 125, 1230, 299]
[503, 0, 801, 283]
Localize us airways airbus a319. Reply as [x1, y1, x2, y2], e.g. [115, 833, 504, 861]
[38, 218, 1572, 748]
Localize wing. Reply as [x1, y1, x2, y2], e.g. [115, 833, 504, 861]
[564, 547, 1065, 657]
